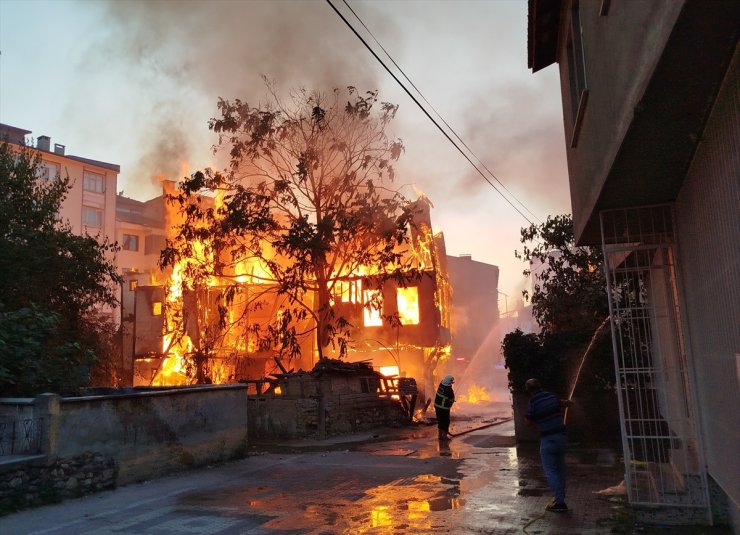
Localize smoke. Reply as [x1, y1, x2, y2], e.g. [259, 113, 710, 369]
[453, 79, 570, 212]
[85, 0, 394, 196]
[134, 116, 193, 189]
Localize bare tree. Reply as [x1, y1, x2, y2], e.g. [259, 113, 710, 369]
[160, 83, 420, 371]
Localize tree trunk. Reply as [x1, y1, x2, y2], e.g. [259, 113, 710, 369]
[314, 267, 332, 360]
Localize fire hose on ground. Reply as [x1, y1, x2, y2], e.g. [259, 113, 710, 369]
[447, 417, 513, 438]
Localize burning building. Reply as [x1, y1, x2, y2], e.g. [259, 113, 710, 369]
[120, 187, 451, 403]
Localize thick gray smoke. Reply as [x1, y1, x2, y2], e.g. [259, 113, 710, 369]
[89, 0, 392, 195]
[70, 0, 568, 225]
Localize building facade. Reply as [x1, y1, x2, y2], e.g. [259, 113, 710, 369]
[1, 124, 119, 250]
[528, 0, 739, 529]
[1, 124, 120, 325]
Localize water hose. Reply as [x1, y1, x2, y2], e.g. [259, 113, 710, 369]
[563, 316, 610, 424]
[522, 504, 548, 532]
[448, 417, 513, 438]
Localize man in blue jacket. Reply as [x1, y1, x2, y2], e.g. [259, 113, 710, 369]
[525, 378, 572, 513]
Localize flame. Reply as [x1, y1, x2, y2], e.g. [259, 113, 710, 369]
[458, 384, 491, 404]
[396, 286, 419, 325]
[379, 365, 399, 377]
[138, 191, 452, 388]
[363, 289, 383, 326]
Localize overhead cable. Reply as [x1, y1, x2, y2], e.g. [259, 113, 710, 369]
[339, 0, 542, 224]
[326, 0, 537, 226]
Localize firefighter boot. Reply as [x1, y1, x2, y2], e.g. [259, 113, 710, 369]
[438, 429, 448, 441]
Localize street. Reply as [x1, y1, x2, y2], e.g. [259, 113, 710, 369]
[0, 403, 639, 534]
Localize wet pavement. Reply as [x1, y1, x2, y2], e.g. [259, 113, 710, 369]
[0, 402, 730, 534]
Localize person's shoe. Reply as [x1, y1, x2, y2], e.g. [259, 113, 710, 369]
[545, 501, 569, 513]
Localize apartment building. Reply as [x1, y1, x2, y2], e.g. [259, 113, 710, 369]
[528, 0, 739, 529]
[1, 123, 119, 244]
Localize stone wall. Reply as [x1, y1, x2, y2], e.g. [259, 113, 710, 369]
[0, 384, 250, 498]
[0, 452, 117, 514]
[248, 391, 406, 439]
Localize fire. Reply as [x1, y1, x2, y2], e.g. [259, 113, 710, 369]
[154, 233, 218, 384]
[378, 365, 400, 399]
[396, 286, 419, 325]
[363, 289, 383, 326]
[458, 384, 491, 404]
[136, 183, 451, 390]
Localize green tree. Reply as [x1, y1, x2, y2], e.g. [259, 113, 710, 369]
[0, 142, 122, 396]
[516, 214, 607, 334]
[160, 83, 419, 374]
[504, 214, 613, 395]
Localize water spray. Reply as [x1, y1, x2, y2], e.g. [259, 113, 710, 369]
[563, 316, 610, 424]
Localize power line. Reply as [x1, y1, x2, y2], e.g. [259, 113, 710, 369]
[339, 0, 542, 224]
[326, 0, 537, 226]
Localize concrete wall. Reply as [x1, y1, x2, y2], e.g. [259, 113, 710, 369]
[53, 385, 249, 484]
[674, 44, 740, 529]
[558, 0, 683, 240]
[1, 386, 249, 487]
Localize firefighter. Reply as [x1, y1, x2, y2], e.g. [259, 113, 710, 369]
[434, 375, 455, 440]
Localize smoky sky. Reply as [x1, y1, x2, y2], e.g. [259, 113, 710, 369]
[69, 0, 570, 236]
[87, 0, 393, 193]
[453, 79, 570, 215]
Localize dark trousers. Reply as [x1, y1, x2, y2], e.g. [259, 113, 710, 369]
[435, 407, 450, 433]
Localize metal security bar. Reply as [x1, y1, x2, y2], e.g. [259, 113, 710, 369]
[600, 205, 710, 521]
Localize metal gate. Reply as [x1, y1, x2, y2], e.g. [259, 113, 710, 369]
[600, 205, 711, 522]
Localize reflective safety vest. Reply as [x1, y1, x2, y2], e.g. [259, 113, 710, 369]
[434, 384, 454, 410]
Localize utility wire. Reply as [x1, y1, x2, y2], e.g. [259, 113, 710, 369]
[326, 0, 536, 226]
[340, 0, 542, 224]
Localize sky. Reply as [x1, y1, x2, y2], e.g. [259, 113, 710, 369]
[0, 0, 570, 311]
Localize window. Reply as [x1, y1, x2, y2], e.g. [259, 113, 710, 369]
[122, 234, 139, 251]
[82, 206, 104, 227]
[129, 280, 138, 291]
[333, 279, 362, 304]
[396, 286, 420, 325]
[567, 0, 589, 146]
[37, 161, 60, 181]
[152, 302, 163, 316]
[363, 289, 383, 327]
[83, 170, 105, 193]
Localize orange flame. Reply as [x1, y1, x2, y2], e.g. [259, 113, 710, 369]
[459, 384, 491, 404]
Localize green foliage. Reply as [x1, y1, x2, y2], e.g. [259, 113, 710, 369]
[502, 329, 565, 395]
[0, 305, 93, 396]
[504, 214, 614, 395]
[161, 82, 419, 368]
[0, 141, 122, 396]
[515, 214, 607, 334]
